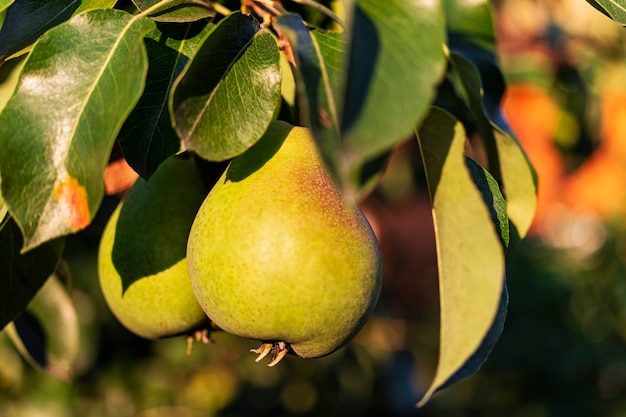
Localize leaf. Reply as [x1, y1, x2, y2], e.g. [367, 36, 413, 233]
[170, 11, 281, 161]
[341, 0, 446, 163]
[432, 158, 509, 390]
[585, 0, 626, 23]
[112, 156, 208, 291]
[438, 278, 508, 390]
[118, 20, 215, 179]
[449, 47, 537, 241]
[0, 0, 81, 63]
[465, 157, 509, 249]
[0, 218, 64, 330]
[0, 51, 26, 112]
[444, 0, 495, 49]
[416, 107, 505, 405]
[0, 0, 13, 29]
[6, 274, 80, 380]
[0, 0, 12, 13]
[0, 9, 156, 251]
[132, 0, 215, 23]
[275, 14, 344, 185]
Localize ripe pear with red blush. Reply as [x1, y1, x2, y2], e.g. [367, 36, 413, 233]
[187, 121, 383, 365]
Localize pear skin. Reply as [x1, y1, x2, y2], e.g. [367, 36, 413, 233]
[187, 121, 383, 363]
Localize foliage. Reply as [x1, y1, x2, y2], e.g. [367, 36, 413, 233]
[0, 0, 538, 410]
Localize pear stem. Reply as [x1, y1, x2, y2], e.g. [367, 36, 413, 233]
[186, 328, 213, 356]
[251, 341, 289, 366]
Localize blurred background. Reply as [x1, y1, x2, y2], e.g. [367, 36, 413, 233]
[4, 0, 626, 416]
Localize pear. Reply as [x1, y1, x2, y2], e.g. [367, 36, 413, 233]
[98, 156, 210, 339]
[187, 121, 383, 365]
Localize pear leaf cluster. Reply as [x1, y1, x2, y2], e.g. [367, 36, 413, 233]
[0, 0, 537, 406]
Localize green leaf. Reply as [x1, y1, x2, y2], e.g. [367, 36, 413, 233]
[449, 47, 537, 241]
[444, 0, 495, 50]
[276, 14, 344, 185]
[112, 155, 209, 291]
[342, 0, 446, 163]
[0, 218, 64, 330]
[466, 157, 509, 249]
[439, 279, 508, 390]
[416, 107, 505, 405]
[0, 0, 13, 29]
[494, 128, 538, 244]
[0, 52, 26, 112]
[6, 274, 80, 380]
[0, 9, 156, 251]
[0, 0, 82, 63]
[74, 0, 116, 14]
[586, 0, 626, 23]
[170, 11, 281, 161]
[118, 21, 214, 179]
[132, 0, 215, 23]
[0, 0, 12, 13]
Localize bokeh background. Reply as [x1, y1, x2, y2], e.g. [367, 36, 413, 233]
[4, 0, 626, 415]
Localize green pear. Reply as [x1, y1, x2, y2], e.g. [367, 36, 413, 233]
[187, 121, 383, 365]
[98, 156, 209, 339]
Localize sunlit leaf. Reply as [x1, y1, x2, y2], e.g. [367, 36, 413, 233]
[0, 0, 13, 29]
[585, 0, 626, 23]
[0, 52, 26, 111]
[0, 0, 12, 13]
[118, 21, 215, 179]
[416, 107, 505, 405]
[171, 12, 281, 161]
[444, 0, 495, 50]
[342, 0, 446, 163]
[276, 14, 344, 185]
[449, 48, 537, 241]
[0, 9, 156, 251]
[133, 0, 215, 22]
[439, 278, 508, 390]
[0, 218, 64, 330]
[6, 274, 80, 380]
[435, 157, 509, 389]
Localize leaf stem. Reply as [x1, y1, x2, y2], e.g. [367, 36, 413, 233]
[211, 2, 233, 16]
[253, 0, 288, 15]
[291, 0, 344, 28]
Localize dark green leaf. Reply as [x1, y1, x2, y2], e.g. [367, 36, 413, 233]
[6, 274, 79, 380]
[118, 21, 214, 179]
[0, 218, 64, 330]
[132, 0, 215, 22]
[342, 0, 446, 163]
[112, 156, 208, 291]
[416, 107, 505, 405]
[585, 0, 626, 23]
[170, 12, 281, 161]
[276, 14, 344, 186]
[0, 0, 81, 63]
[0, 9, 156, 251]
